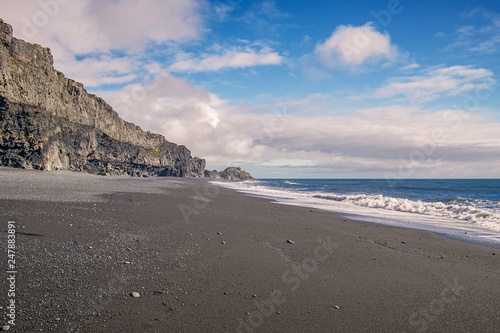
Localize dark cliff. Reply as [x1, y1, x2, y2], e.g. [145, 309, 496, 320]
[0, 18, 205, 177]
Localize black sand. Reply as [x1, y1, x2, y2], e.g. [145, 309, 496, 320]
[0, 168, 499, 332]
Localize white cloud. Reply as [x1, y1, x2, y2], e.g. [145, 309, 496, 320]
[54, 49, 139, 87]
[314, 22, 399, 67]
[399, 63, 420, 71]
[169, 46, 284, 72]
[370, 65, 495, 102]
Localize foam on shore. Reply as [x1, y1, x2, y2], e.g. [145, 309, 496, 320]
[213, 180, 500, 248]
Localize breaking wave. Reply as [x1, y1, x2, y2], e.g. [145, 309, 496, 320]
[313, 193, 500, 228]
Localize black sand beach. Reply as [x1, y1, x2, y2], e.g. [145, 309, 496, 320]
[0, 168, 499, 332]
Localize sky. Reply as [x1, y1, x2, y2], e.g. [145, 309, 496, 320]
[1, 0, 500, 178]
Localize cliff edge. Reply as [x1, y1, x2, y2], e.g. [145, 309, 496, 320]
[0, 18, 206, 177]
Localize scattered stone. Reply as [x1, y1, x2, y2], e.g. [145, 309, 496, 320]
[217, 232, 222, 235]
[401, 241, 407, 244]
[130, 292, 141, 298]
[493, 253, 496, 255]
[252, 294, 257, 298]
[1, 325, 10, 331]
[334, 305, 341, 310]
[221, 241, 226, 244]
[124, 261, 131, 264]
[287, 239, 295, 244]
[224, 292, 228, 295]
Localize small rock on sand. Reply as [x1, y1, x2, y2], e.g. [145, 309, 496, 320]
[130, 292, 141, 298]
[287, 239, 295, 244]
[1, 325, 10, 331]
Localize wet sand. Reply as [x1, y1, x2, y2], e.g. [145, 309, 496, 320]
[0, 167, 499, 332]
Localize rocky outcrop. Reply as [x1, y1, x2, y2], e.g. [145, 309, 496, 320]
[0, 18, 205, 177]
[205, 167, 254, 181]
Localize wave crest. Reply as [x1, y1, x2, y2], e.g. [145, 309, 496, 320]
[313, 193, 499, 225]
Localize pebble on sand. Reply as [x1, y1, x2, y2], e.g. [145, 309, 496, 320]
[1, 325, 10, 331]
[130, 292, 141, 298]
[334, 305, 341, 310]
[287, 239, 295, 244]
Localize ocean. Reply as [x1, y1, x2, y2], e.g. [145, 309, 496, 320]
[213, 179, 500, 248]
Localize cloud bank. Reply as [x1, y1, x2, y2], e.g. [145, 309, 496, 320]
[104, 80, 500, 178]
[169, 46, 284, 72]
[371, 66, 495, 102]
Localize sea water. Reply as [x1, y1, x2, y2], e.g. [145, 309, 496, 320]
[213, 179, 500, 248]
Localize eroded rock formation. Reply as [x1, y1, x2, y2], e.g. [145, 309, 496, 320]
[205, 167, 254, 180]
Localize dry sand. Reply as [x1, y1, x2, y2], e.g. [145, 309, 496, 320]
[0, 167, 499, 332]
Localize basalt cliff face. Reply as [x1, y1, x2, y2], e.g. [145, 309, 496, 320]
[0, 19, 206, 177]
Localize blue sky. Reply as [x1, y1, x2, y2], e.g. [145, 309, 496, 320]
[2, 0, 500, 178]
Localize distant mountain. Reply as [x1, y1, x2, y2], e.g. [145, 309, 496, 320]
[0, 18, 251, 180]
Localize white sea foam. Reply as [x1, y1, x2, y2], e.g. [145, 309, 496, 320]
[313, 193, 500, 227]
[212, 180, 500, 235]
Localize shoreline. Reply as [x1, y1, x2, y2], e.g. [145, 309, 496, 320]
[213, 180, 500, 250]
[0, 168, 499, 332]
